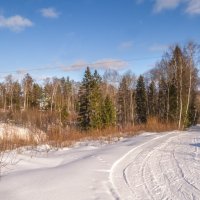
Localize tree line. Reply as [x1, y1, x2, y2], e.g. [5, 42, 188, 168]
[0, 43, 199, 131]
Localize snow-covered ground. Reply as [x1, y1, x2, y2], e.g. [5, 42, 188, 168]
[0, 123, 45, 141]
[0, 126, 200, 200]
[0, 123, 30, 139]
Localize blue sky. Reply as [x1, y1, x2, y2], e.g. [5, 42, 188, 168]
[0, 0, 200, 81]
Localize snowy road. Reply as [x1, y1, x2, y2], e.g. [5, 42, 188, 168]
[0, 126, 200, 200]
[111, 126, 200, 200]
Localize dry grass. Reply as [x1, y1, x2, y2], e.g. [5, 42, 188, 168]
[0, 131, 40, 176]
[44, 117, 178, 148]
[0, 117, 179, 151]
[144, 117, 178, 132]
[0, 135, 38, 152]
[0, 118, 178, 177]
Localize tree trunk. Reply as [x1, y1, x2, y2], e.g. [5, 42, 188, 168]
[178, 61, 183, 129]
[184, 61, 192, 126]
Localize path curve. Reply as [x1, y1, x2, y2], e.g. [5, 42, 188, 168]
[110, 127, 200, 200]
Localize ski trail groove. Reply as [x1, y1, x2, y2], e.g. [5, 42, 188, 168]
[110, 133, 175, 200]
[110, 129, 200, 200]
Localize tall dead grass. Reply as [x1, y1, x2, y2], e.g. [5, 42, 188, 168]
[0, 128, 42, 177]
[44, 117, 178, 148]
[0, 117, 179, 151]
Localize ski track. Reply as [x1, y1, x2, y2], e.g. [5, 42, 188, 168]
[110, 126, 200, 200]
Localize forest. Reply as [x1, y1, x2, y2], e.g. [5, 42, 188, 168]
[0, 42, 199, 142]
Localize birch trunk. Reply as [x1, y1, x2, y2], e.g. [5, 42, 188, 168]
[178, 63, 183, 129]
[184, 59, 192, 126]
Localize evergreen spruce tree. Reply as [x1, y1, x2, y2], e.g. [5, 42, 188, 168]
[78, 67, 103, 130]
[117, 76, 130, 126]
[187, 91, 198, 126]
[135, 75, 147, 124]
[31, 83, 42, 109]
[158, 78, 168, 122]
[147, 80, 156, 117]
[12, 81, 21, 110]
[22, 73, 33, 110]
[78, 67, 93, 130]
[90, 70, 103, 129]
[168, 77, 178, 122]
[102, 95, 116, 127]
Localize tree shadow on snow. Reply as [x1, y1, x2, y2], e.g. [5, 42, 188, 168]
[190, 143, 200, 148]
[187, 125, 200, 132]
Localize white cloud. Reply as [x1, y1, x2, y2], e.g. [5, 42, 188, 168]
[0, 15, 33, 32]
[92, 59, 128, 70]
[151, 0, 200, 15]
[16, 69, 27, 75]
[149, 44, 169, 52]
[119, 41, 134, 50]
[62, 59, 127, 72]
[186, 0, 200, 15]
[136, 0, 145, 4]
[40, 7, 60, 18]
[154, 0, 182, 12]
[63, 60, 87, 71]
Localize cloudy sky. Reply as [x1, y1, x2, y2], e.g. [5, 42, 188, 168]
[0, 0, 200, 80]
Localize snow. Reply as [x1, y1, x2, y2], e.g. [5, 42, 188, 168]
[111, 126, 200, 200]
[0, 123, 46, 141]
[0, 126, 200, 200]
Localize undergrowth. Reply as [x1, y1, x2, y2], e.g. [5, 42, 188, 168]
[0, 117, 178, 151]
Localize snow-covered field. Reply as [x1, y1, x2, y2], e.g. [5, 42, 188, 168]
[0, 126, 200, 200]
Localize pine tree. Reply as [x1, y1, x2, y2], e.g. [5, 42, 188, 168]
[135, 75, 147, 124]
